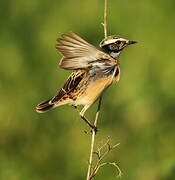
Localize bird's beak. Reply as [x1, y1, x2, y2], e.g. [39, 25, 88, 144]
[127, 41, 137, 45]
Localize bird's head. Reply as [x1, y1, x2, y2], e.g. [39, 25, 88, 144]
[100, 35, 137, 58]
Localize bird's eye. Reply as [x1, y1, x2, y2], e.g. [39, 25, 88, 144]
[116, 41, 121, 44]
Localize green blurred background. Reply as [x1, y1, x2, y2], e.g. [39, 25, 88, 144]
[1, 0, 175, 179]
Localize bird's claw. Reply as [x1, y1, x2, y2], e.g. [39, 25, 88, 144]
[84, 125, 98, 135]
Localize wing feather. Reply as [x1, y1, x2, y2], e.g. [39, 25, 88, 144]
[51, 71, 85, 103]
[56, 32, 116, 70]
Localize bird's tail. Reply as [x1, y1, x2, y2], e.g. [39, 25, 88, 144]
[36, 99, 54, 113]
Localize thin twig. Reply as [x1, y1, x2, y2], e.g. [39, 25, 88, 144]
[86, 0, 108, 179]
[89, 138, 121, 179]
[92, 162, 122, 178]
[103, 0, 108, 38]
[86, 97, 102, 180]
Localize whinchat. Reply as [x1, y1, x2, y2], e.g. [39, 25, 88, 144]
[36, 32, 136, 130]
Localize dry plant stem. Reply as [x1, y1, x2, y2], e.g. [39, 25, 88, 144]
[92, 162, 122, 178]
[86, 97, 102, 180]
[86, 0, 108, 179]
[89, 139, 122, 179]
[103, 0, 108, 38]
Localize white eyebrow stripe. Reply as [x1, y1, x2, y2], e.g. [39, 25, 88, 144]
[117, 38, 127, 41]
[103, 38, 127, 45]
[105, 39, 118, 44]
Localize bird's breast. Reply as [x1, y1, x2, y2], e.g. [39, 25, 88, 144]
[75, 76, 112, 106]
[73, 66, 120, 106]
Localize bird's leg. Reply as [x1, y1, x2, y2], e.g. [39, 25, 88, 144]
[80, 106, 98, 134]
[72, 105, 97, 133]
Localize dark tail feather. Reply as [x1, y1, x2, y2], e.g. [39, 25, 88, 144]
[36, 99, 54, 113]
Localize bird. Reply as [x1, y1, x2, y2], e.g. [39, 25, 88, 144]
[36, 32, 136, 131]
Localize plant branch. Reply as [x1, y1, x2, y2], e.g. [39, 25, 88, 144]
[92, 162, 122, 178]
[89, 138, 122, 179]
[102, 0, 108, 38]
[86, 0, 109, 179]
[86, 96, 102, 180]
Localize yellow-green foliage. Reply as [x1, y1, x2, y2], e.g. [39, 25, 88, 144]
[0, 0, 175, 179]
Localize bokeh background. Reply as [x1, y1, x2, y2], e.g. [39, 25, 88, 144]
[1, 0, 175, 179]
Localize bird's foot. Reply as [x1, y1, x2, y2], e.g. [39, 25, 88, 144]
[84, 125, 98, 135]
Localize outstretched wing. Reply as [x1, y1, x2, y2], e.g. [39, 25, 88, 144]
[51, 70, 86, 103]
[55, 32, 116, 70]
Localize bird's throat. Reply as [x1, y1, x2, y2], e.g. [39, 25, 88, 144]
[109, 51, 121, 58]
